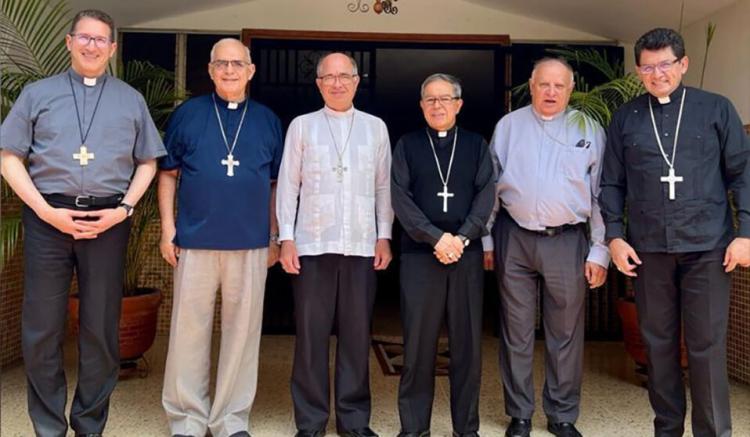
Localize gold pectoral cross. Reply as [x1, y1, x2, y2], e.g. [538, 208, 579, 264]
[73, 145, 95, 166]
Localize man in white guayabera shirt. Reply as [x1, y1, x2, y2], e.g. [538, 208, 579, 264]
[276, 52, 393, 437]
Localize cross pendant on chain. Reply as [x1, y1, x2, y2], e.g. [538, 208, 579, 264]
[437, 184, 454, 213]
[221, 153, 240, 176]
[73, 145, 95, 166]
[660, 167, 683, 200]
[333, 162, 348, 182]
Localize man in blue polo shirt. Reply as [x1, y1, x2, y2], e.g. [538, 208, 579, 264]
[157, 38, 283, 437]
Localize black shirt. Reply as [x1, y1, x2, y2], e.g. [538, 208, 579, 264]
[391, 126, 495, 254]
[600, 85, 750, 253]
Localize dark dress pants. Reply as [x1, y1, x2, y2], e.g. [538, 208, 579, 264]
[633, 249, 731, 437]
[290, 254, 377, 432]
[398, 250, 484, 434]
[494, 212, 588, 424]
[22, 204, 130, 437]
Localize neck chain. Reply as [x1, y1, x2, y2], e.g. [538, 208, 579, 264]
[648, 88, 686, 170]
[212, 93, 249, 176]
[534, 109, 570, 146]
[324, 110, 356, 182]
[426, 127, 458, 213]
[68, 72, 107, 150]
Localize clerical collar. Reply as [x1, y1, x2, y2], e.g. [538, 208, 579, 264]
[531, 106, 567, 122]
[427, 125, 456, 140]
[214, 92, 247, 110]
[68, 67, 106, 87]
[651, 84, 685, 105]
[323, 105, 355, 118]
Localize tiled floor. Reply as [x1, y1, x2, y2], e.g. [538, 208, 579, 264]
[1, 335, 749, 436]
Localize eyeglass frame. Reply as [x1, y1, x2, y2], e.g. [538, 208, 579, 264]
[210, 59, 252, 70]
[637, 58, 682, 75]
[422, 95, 461, 106]
[317, 73, 358, 85]
[69, 33, 112, 49]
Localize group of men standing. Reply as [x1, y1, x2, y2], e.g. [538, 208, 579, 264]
[1, 7, 748, 437]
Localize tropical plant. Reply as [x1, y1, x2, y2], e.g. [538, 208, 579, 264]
[0, 0, 183, 295]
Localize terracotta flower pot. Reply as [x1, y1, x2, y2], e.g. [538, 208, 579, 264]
[68, 288, 162, 361]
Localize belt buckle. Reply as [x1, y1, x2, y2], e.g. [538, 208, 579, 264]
[74, 196, 91, 207]
[544, 228, 556, 237]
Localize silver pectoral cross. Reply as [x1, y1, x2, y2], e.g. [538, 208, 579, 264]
[660, 167, 683, 200]
[221, 153, 240, 177]
[437, 184, 454, 213]
[73, 145, 95, 166]
[333, 162, 348, 182]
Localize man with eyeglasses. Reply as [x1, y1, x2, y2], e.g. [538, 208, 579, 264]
[158, 38, 283, 437]
[276, 52, 393, 437]
[0, 9, 165, 437]
[391, 73, 495, 437]
[601, 27, 750, 437]
[487, 58, 609, 437]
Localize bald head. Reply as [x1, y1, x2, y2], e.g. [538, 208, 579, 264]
[210, 38, 251, 63]
[529, 57, 575, 118]
[530, 57, 574, 86]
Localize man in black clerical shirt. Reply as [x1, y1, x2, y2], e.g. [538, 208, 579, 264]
[391, 73, 495, 437]
[601, 28, 750, 437]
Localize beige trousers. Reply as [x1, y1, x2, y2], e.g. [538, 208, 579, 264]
[162, 248, 268, 437]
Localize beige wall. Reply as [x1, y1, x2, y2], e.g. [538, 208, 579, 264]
[682, 0, 750, 123]
[131, 0, 610, 42]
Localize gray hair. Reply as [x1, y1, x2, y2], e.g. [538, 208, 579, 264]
[530, 57, 575, 85]
[210, 38, 252, 63]
[316, 52, 358, 77]
[420, 73, 462, 99]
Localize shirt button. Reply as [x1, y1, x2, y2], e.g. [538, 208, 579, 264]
[664, 132, 669, 136]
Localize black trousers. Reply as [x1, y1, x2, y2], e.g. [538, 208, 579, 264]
[633, 249, 731, 437]
[398, 251, 484, 434]
[494, 212, 588, 424]
[290, 254, 377, 432]
[22, 204, 130, 437]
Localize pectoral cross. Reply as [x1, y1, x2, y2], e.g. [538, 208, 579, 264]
[221, 154, 239, 177]
[333, 162, 347, 182]
[660, 167, 683, 200]
[73, 145, 95, 166]
[437, 184, 454, 213]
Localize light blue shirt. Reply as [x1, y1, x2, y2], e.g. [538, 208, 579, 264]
[489, 105, 609, 268]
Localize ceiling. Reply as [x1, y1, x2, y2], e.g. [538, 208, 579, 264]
[69, 0, 738, 43]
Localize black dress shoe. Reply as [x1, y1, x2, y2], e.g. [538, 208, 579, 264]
[396, 431, 430, 437]
[452, 432, 480, 437]
[340, 427, 378, 437]
[77, 434, 102, 437]
[505, 418, 531, 437]
[547, 422, 582, 437]
[295, 430, 325, 437]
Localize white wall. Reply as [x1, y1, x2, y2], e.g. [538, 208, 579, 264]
[130, 0, 610, 42]
[682, 0, 750, 123]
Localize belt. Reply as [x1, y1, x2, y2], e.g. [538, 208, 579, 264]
[527, 222, 585, 237]
[43, 193, 123, 208]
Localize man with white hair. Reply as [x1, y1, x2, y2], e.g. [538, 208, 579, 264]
[159, 38, 283, 437]
[488, 58, 609, 437]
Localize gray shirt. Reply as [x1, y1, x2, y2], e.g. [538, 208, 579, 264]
[489, 105, 609, 267]
[0, 68, 165, 197]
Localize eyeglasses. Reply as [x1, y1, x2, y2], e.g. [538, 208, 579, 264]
[637, 58, 681, 75]
[70, 33, 111, 49]
[422, 96, 459, 106]
[211, 60, 251, 70]
[317, 73, 357, 85]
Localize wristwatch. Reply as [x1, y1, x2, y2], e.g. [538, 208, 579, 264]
[118, 202, 134, 217]
[269, 233, 281, 246]
[457, 235, 470, 247]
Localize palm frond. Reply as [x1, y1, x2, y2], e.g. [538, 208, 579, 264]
[547, 47, 624, 81]
[0, 215, 22, 269]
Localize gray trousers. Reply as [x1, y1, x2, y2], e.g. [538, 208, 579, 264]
[290, 254, 377, 432]
[633, 249, 731, 437]
[494, 211, 587, 424]
[22, 204, 130, 437]
[398, 251, 484, 434]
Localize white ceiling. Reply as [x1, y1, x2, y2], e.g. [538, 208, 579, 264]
[69, 0, 738, 43]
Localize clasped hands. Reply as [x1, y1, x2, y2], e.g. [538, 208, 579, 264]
[434, 232, 466, 265]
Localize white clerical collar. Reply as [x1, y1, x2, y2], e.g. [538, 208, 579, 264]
[214, 92, 246, 110]
[83, 77, 97, 87]
[438, 131, 448, 138]
[531, 106, 566, 122]
[323, 105, 355, 118]
[657, 96, 671, 104]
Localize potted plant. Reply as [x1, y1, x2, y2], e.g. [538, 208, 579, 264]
[1, 0, 183, 366]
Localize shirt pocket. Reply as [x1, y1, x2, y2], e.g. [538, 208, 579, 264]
[299, 193, 336, 236]
[560, 146, 591, 180]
